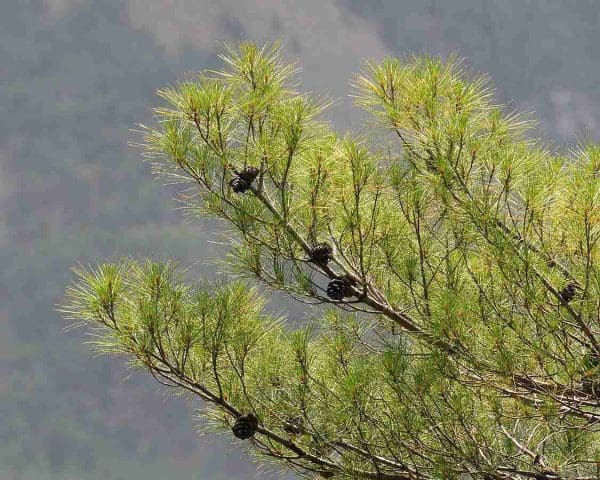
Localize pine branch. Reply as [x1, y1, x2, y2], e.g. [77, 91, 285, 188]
[63, 43, 600, 480]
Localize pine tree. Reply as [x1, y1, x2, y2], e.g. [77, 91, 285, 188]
[62, 42, 600, 479]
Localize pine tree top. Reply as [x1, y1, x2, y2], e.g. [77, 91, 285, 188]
[63, 42, 600, 480]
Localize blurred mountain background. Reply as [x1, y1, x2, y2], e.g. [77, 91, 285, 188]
[1, 1, 599, 478]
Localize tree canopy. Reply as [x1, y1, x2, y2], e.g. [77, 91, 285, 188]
[63, 42, 600, 479]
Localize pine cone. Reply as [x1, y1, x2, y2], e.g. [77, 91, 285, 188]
[232, 413, 259, 439]
[560, 283, 578, 304]
[238, 166, 260, 184]
[326, 276, 355, 301]
[310, 242, 333, 266]
[326, 280, 346, 300]
[229, 176, 250, 194]
[283, 416, 304, 435]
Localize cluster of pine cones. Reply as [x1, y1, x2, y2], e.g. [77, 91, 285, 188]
[308, 242, 358, 301]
